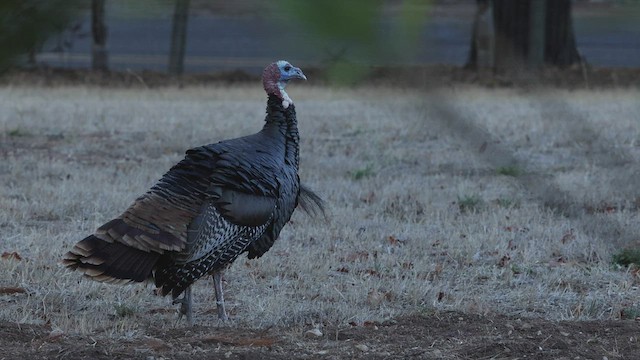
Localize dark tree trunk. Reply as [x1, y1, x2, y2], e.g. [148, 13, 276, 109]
[168, 0, 190, 75]
[544, 0, 581, 66]
[465, 0, 494, 70]
[492, 0, 531, 70]
[466, 0, 582, 71]
[528, 0, 545, 66]
[91, 0, 108, 71]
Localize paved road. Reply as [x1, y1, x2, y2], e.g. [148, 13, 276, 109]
[37, 3, 640, 74]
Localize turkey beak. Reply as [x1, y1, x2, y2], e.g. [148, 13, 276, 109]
[293, 67, 307, 81]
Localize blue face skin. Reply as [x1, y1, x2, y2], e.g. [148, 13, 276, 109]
[277, 61, 307, 82]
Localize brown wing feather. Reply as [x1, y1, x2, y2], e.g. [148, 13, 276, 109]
[64, 175, 207, 282]
[63, 234, 161, 283]
[114, 193, 199, 252]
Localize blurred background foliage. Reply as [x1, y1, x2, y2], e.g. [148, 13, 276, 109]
[278, 0, 432, 84]
[0, 0, 84, 72]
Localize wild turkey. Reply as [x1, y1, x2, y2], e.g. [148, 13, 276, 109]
[63, 60, 323, 324]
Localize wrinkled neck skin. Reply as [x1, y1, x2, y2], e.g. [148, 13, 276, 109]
[277, 81, 292, 109]
[264, 78, 293, 109]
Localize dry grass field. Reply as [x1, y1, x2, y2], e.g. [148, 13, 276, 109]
[1, 84, 640, 358]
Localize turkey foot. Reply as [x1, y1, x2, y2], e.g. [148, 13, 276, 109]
[173, 286, 193, 325]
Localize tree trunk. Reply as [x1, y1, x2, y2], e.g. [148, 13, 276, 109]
[492, 0, 530, 70]
[466, 0, 582, 71]
[544, 0, 581, 66]
[465, 0, 495, 70]
[91, 0, 108, 71]
[168, 0, 190, 75]
[528, 0, 545, 67]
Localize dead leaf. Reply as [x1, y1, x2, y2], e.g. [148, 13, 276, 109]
[345, 251, 369, 262]
[0, 287, 26, 295]
[1, 252, 22, 261]
[387, 236, 405, 246]
[362, 269, 381, 278]
[498, 255, 511, 268]
[598, 203, 618, 213]
[561, 229, 576, 244]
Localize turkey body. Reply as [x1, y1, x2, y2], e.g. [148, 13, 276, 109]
[64, 94, 302, 301]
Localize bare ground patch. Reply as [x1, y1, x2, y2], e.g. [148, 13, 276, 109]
[1, 312, 638, 359]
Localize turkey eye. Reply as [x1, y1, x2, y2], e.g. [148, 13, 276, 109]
[284, 65, 291, 72]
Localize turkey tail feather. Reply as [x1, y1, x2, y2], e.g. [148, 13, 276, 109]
[299, 184, 326, 219]
[63, 235, 159, 283]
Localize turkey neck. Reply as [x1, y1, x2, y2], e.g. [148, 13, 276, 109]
[263, 94, 299, 168]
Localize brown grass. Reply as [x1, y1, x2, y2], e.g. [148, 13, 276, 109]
[0, 85, 639, 337]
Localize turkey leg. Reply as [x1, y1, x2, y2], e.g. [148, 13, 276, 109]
[213, 271, 228, 321]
